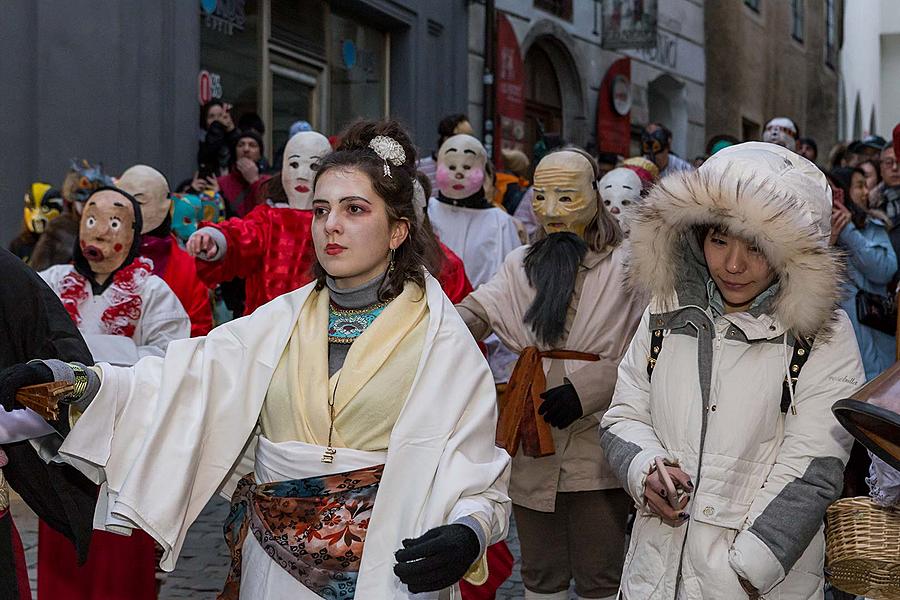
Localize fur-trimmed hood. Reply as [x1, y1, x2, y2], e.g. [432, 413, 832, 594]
[628, 142, 840, 337]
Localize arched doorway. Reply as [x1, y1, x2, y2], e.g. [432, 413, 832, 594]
[524, 43, 563, 163]
[647, 74, 688, 158]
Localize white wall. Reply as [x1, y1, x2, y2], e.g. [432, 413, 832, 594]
[881, 33, 900, 134]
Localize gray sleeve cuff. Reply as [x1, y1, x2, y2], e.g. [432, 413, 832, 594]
[194, 226, 227, 262]
[35, 359, 101, 411]
[454, 515, 487, 556]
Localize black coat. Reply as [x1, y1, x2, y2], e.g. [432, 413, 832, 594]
[0, 247, 97, 598]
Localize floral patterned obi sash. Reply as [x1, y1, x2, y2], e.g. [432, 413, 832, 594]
[218, 464, 385, 600]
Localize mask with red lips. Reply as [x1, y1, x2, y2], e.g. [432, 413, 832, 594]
[79, 189, 139, 280]
[282, 131, 332, 209]
[435, 134, 487, 200]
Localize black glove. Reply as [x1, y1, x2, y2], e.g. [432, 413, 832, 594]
[539, 382, 583, 428]
[0, 362, 54, 412]
[394, 524, 480, 593]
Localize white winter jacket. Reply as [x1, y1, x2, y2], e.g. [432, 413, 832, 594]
[600, 143, 866, 600]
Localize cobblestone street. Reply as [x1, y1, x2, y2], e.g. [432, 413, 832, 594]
[10, 492, 549, 599]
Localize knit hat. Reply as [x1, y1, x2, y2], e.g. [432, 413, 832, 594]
[237, 129, 265, 157]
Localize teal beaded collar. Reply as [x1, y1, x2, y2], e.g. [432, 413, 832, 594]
[328, 301, 388, 344]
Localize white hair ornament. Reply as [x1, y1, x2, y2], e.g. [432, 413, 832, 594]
[368, 135, 406, 178]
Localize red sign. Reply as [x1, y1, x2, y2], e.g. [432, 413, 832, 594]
[495, 13, 525, 166]
[198, 70, 212, 105]
[596, 57, 632, 156]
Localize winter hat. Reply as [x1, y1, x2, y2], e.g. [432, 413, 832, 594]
[237, 129, 265, 157]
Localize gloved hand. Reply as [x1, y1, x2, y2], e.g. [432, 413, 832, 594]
[539, 382, 583, 428]
[394, 524, 480, 593]
[0, 362, 53, 412]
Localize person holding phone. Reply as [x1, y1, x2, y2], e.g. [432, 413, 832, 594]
[601, 143, 865, 599]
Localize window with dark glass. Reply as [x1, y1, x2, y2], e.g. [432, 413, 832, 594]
[534, 0, 573, 21]
[791, 0, 804, 42]
[329, 13, 388, 134]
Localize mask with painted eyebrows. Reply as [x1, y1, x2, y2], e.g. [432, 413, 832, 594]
[531, 151, 598, 237]
[283, 131, 332, 209]
[435, 134, 487, 200]
[79, 190, 136, 276]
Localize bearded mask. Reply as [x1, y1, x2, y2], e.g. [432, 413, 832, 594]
[763, 118, 798, 151]
[283, 131, 332, 209]
[24, 182, 63, 233]
[532, 151, 598, 238]
[436, 134, 488, 200]
[117, 165, 170, 233]
[598, 168, 642, 234]
[78, 188, 141, 277]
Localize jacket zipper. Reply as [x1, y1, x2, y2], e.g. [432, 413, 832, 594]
[672, 308, 718, 598]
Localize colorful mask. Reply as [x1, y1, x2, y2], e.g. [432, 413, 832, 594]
[283, 131, 332, 209]
[436, 134, 487, 200]
[24, 182, 63, 233]
[170, 191, 224, 243]
[763, 117, 798, 151]
[117, 165, 170, 233]
[64, 159, 114, 208]
[532, 151, 598, 237]
[641, 128, 669, 163]
[79, 189, 138, 277]
[598, 168, 642, 234]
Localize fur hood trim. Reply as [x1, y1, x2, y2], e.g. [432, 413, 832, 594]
[628, 142, 841, 337]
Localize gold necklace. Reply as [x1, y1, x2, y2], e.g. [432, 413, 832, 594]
[322, 373, 341, 463]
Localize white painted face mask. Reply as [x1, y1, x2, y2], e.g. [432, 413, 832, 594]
[436, 134, 488, 200]
[598, 168, 642, 234]
[763, 118, 798, 151]
[283, 131, 332, 210]
[117, 165, 169, 233]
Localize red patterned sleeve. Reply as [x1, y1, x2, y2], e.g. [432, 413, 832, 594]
[437, 242, 474, 303]
[194, 205, 270, 287]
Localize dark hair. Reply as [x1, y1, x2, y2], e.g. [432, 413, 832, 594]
[238, 112, 265, 135]
[648, 122, 673, 142]
[436, 113, 469, 150]
[313, 119, 443, 300]
[199, 99, 226, 130]
[798, 136, 818, 153]
[831, 166, 869, 228]
[265, 172, 288, 204]
[538, 147, 623, 252]
[859, 159, 882, 185]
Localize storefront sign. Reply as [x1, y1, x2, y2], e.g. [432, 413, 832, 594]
[596, 58, 632, 156]
[495, 13, 526, 164]
[637, 30, 677, 70]
[200, 0, 246, 36]
[197, 70, 223, 105]
[601, 0, 658, 50]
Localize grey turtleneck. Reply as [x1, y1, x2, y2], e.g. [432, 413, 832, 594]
[326, 273, 386, 377]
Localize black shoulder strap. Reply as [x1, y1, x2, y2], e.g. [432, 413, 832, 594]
[781, 336, 815, 414]
[647, 328, 664, 381]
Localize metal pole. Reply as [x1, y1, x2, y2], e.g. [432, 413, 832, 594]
[482, 0, 496, 161]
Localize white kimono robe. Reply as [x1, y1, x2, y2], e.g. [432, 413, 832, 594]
[39, 264, 190, 365]
[57, 274, 511, 599]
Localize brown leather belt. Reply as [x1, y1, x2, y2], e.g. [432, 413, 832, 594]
[496, 347, 599, 458]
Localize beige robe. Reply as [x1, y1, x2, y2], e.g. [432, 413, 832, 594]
[458, 243, 646, 511]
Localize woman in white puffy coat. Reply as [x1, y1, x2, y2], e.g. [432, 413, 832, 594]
[600, 142, 866, 600]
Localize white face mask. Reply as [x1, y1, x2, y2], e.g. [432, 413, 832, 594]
[282, 131, 332, 210]
[598, 168, 642, 234]
[763, 118, 798, 151]
[117, 165, 169, 233]
[436, 134, 488, 200]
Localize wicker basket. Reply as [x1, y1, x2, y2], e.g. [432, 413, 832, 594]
[826, 497, 900, 599]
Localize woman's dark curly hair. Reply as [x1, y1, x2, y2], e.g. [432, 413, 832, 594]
[312, 119, 443, 300]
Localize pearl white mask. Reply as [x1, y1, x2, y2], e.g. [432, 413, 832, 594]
[763, 118, 798, 151]
[436, 134, 488, 200]
[283, 131, 332, 210]
[598, 168, 642, 234]
[117, 165, 169, 233]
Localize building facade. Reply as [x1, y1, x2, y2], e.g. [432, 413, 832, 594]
[465, 0, 706, 165]
[0, 0, 470, 246]
[840, 0, 900, 140]
[705, 0, 842, 155]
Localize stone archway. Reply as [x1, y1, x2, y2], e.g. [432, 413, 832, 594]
[520, 20, 587, 158]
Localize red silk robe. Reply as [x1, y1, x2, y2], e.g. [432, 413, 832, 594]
[195, 204, 316, 316]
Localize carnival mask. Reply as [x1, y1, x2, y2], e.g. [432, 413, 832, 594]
[117, 165, 170, 233]
[283, 131, 332, 210]
[641, 128, 669, 162]
[532, 151, 598, 237]
[763, 118, 798, 151]
[170, 191, 224, 243]
[436, 134, 487, 200]
[598, 168, 642, 234]
[24, 182, 63, 233]
[79, 190, 137, 276]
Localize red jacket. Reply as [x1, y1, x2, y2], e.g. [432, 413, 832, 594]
[437, 242, 473, 303]
[140, 234, 213, 336]
[217, 170, 272, 217]
[196, 204, 316, 316]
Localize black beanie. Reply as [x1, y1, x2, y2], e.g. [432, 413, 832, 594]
[237, 129, 265, 158]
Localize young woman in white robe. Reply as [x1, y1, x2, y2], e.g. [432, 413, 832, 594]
[5, 120, 510, 600]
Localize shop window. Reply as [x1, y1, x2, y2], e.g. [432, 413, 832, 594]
[534, 0, 573, 21]
[791, 0, 804, 43]
[200, 0, 261, 125]
[329, 13, 388, 134]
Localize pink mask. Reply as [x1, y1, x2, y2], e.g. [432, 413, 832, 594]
[436, 134, 488, 200]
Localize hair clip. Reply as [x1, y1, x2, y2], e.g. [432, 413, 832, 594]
[368, 135, 406, 178]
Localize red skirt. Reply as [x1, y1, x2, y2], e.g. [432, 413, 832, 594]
[0, 508, 31, 600]
[38, 520, 157, 600]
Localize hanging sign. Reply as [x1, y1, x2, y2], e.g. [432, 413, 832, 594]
[596, 57, 632, 156]
[495, 13, 526, 165]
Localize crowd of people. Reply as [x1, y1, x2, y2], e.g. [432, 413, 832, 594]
[0, 99, 898, 600]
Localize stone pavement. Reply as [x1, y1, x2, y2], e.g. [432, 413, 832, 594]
[10, 491, 558, 599]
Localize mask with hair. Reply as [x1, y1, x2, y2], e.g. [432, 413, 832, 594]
[531, 150, 598, 238]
